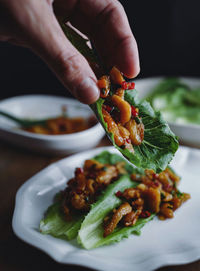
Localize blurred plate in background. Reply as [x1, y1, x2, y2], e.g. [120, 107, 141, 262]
[135, 77, 200, 147]
[0, 95, 105, 155]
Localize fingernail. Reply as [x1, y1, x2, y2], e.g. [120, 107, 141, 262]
[75, 77, 100, 104]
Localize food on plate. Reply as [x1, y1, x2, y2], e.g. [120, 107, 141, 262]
[22, 106, 97, 135]
[0, 105, 97, 135]
[23, 115, 96, 135]
[40, 151, 190, 249]
[146, 78, 200, 125]
[91, 67, 179, 172]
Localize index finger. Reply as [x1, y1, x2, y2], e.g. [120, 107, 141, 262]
[69, 0, 140, 78]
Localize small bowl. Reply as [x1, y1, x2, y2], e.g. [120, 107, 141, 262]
[0, 95, 105, 155]
[135, 77, 200, 147]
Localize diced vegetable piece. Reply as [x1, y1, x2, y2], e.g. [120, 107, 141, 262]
[111, 94, 131, 125]
[110, 66, 124, 85]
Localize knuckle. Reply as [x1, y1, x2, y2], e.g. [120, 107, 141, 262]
[98, 0, 124, 22]
[113, 0, 124, 12]
[106, 0, 124, 13]
[55, 51, 83, 82]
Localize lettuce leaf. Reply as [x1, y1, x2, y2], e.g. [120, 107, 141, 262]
[146, 78, 200, 125]
[91, 90, 178, 173]
[60, 24, 178, 172]
[40, 173, 154, 249]
[39, 201, 84, 240]
[94, 150, 145, 175]
[146, 77, 188, 104]
[90, 214, 154, 248]
[78, 174, 154, 249]
[39, 151, 145, 243]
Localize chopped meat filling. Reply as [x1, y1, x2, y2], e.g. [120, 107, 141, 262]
[104, 202, 132, 237]
[60, 155, 190, 238]
[98, 67, 144, 152]
[62, 159, 127, 219]
[104, 167, 190, 236]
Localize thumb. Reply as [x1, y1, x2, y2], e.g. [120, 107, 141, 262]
[28, 7, 100, 104]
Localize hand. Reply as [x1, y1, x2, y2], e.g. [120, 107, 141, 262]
[0, 0, 140, 104]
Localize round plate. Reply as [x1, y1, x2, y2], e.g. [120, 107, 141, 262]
[0, 95, 105, 155]
[12, 146, 200, 271]
[135, 77, 200, 147]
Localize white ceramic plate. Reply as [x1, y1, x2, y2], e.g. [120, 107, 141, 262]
[0, 95, 105, 155]
[135, 77, 200, 147]
[12, 146, 200, 271]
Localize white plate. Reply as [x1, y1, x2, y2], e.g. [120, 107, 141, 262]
[0, 95, 105, 155]
[12, 146, 200, 271]
[135, 77, 200, 147]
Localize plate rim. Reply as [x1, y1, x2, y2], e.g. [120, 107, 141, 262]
[134, 76, 200, 130]
[0, 94, 102, 140]
[12, 145, 200, 271]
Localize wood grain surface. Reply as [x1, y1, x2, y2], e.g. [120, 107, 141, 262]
[0, 138, 199, 271]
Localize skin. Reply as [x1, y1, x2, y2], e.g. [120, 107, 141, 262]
[0, 0, 140, 104]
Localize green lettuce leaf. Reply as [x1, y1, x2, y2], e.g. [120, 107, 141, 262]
[146, 78, 200, 125]
[60, 24, 178, 172]
[94, 150, 144, 175]
[39, 151, 136, 240]
[91, 214, 154, 248]
[78, 174, 154, 249]
[91, 90, 179, 173]
[40, 200, 84, 240]
[184, 88, 200, 106]
[146, 77, 188, 104]
[40, 151, 138, 241]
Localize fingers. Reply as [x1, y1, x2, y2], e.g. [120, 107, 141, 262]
[32, 11, 100, 104]
[66, 0, 140, 78]
[2, 0, 139, 104]
[47, 48, 100, 104]
[6, 0, 99, 104]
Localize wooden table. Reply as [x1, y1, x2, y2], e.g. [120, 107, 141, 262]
[0, 138, 199, 271]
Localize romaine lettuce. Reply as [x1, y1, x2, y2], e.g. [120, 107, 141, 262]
[60, 24, 179, 172]
[91, 90, 178, 173]
[40, 151, 155, 248]
[78, 174, 154, 249]
[40, 201, 84, 240]
[146, 78, 200, 125]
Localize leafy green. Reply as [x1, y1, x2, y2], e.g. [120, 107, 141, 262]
[185, 88, 200, 106]
[40, 200, 84, 240]
[78, 174, 154, 249]
[146, 78, 200, 125]
[40, 151, 157, 248]
[176, 190, 184, 198]
[60, 24, 179, 172]
[91, 90, 179, 173]
[91, 214, 154, 248]
[146, 78, 188, 104]
[94, 150, 145, 175]
[40, 151, 137, 241]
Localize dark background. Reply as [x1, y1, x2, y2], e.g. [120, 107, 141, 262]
[0, 0, 200, 99]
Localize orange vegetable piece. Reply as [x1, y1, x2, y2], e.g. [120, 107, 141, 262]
[110, 66, 124, 85]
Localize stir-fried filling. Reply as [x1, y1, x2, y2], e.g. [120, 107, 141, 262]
[98, 67, 144, 153]
[24, 115, 96, 135]
[61, 159, 127, 219]
[60, 157, 190, 237]
[103, 168, 190, 237]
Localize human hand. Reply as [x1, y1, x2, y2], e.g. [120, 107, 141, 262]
[0, 0, 140, 104]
